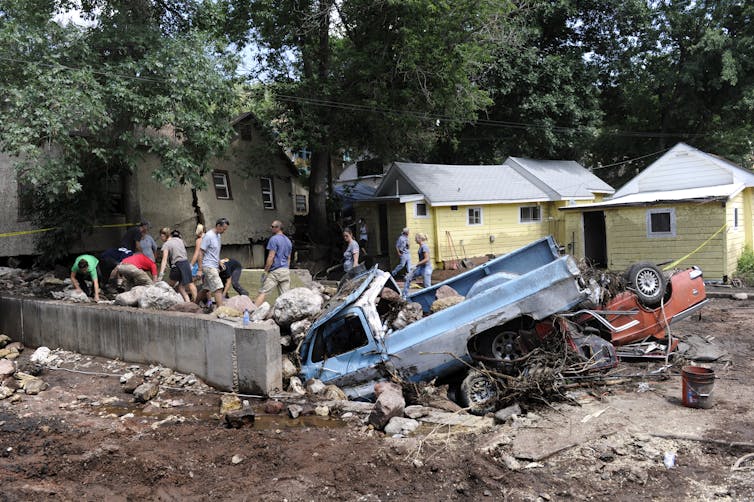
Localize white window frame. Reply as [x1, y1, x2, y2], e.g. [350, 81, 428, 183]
[295, 194, 307, 213]
[414, 202, 429, 218]
[467, 207, 482, 226]
[519, 205, 542, 223]
[212, 171, 232, 200]
[646, 208, 676, 238]
[260, 177, 275, 210]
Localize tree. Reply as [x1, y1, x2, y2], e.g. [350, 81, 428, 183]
[223, 0, 512, 234]
[0, 0, 238, 262]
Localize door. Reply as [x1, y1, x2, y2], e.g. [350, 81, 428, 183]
[378, 204, 389, 256]
[583, 211, 607, 268]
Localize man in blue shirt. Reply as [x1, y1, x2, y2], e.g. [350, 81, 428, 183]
[255, 220, 292, 306]
[391, 227, 412, 278]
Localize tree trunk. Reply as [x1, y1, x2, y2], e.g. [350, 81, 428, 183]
[308, 149, 330, 239]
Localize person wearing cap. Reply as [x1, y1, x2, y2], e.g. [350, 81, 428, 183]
[391, 227, 412, 278]
[254, 220, 292, 307]
[120, 221, 150, 253]
[70, 254, 101, 301]
[198, 217, 230, 307]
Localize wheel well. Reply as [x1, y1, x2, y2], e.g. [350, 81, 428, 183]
[467, 316, 536, 356]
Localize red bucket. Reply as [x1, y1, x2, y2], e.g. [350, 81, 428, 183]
[681, 366, 715, 409]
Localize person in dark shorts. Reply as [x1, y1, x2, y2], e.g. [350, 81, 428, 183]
[158, 228, 196, 302]
[219, 258, 248, 297]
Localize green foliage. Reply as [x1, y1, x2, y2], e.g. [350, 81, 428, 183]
[0, 0, 238, 259]
[735, 246, 754, 286]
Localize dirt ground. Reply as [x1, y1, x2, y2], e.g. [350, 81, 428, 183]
[2, 298, 754, 501]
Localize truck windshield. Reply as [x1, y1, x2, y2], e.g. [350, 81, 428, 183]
[311, 313, 368, 363]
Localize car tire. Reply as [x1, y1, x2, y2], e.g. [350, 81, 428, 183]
[457, 370, 498, 416]
[626, 262, 666, 307]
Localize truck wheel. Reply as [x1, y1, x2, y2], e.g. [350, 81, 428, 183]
[626, 262, 666, 307]
[458, 370, 498, 416]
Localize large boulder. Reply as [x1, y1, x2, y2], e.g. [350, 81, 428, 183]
[225, 295, 256, 313]
[251, 302, 271, 321]
[368, 383, 405, 429]
[137, 282, 183, 310]
[114, 285, 149, 307]
[273, 288, 323, 326]
[282, 358, 298, 380]
[0, 359, 15, 379]
[384, 417, 420, 436]
[435, 285, 462, 299]
[290, 319, 312, 343]
[167, 302, 203, 314]
[430, 296, 464, 313]
[51, 289, 90, 303]
[391, 302, 423, 330]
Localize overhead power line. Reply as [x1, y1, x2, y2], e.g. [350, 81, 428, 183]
[1, 53, 713, 140]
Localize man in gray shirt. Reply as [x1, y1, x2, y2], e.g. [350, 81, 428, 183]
[198, 217, 230, 307]
[391, 227, 412, 278]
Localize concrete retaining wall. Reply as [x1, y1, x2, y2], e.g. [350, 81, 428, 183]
[0, 295, 282, 395]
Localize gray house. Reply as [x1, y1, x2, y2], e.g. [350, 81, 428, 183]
[0, 112, 304, 266]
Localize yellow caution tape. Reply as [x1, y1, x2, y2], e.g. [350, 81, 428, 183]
[0, 222, 137, 239]
[662, 223, 728, 271]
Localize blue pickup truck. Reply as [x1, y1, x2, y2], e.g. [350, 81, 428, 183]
[299, 236, 592, 413]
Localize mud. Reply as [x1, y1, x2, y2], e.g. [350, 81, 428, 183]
[1, 298, 754, 500]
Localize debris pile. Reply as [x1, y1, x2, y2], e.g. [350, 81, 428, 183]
[0, 339, 49, 402]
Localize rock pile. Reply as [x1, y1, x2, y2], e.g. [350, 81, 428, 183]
[0, 339, 50, 401]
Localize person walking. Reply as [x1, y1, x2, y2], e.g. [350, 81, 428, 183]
[391, 227, 412, 278]
[342, 228, 360, 274]
[255, 220, 292, 306]
[219, 258, 248, 297]
[402, 232, 432, 297]
[70, 254, 101, 302]
[358, 218, 368, 252]
[189, 223, 205, 277]
[198, 218, 230, 308]
[158, 228, 196, 302]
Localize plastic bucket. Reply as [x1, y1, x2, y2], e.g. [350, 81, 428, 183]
[681, 366, 715, 409]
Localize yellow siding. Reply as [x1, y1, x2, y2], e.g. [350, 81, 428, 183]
[562, 210, 584, 256]
[386, 202, 407, 265]
[726, 192, 746, 276]
[604, 202, 726, 278]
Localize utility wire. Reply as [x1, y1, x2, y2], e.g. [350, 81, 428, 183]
[590, 148, 671, 170]
[1, 53, 713, 140]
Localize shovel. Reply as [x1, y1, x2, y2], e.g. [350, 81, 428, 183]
[460, 241, 473, 268]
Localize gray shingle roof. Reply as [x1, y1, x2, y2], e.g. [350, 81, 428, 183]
[506, 157, 615, 198]
[376, 163, 550, 205]
[374, 158, 613, 205]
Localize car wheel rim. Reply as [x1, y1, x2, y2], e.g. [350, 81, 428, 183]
[636, 268, 660, 296]
[491, 332, 518, 360]
[468, 375, 496, 404]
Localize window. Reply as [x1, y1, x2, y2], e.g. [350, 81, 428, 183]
[311, 314, 369, 363]
[734, 207, 739, 230]
[647, 208, 676, 237]
[295, 194, 307, 213]
[415, 202, 429, 218]
[17, 179, 34, 221]
[239, 124, 252, 141]
[260, 177, 275, 209]
[519, 205, 542, 223]
[212, 171, 232, 200]
[468, 207, 482, 225]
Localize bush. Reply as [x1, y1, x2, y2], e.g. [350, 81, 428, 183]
[735, 246, 754, 285]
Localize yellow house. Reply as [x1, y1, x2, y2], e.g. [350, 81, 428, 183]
[560, 143, 754, 281]
[355, 158, 614, 270]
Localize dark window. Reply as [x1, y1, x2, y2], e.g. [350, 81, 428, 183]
[520, 206, 541, 223]
[295, 194, 307, 213]
[311, 314, 369, 363]
[107, 173, 125, 215]
[468, 207, 482, 225]
[415, 203, 428, 217]
[239, 124, 252, 141]
[450, 205, 458, 211]
[734, 208, 739, 229]
[260, 177, 275, 209]
[17, 179, 34, 221]
[213, 171, 232, 200]
[650, 212, 671, 233]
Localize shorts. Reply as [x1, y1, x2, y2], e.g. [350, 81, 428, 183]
[169, 260, 193, 286]
[259, 268, 291, 295]
[202, 267, 224, 292]
[117, 263, 152, 287]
